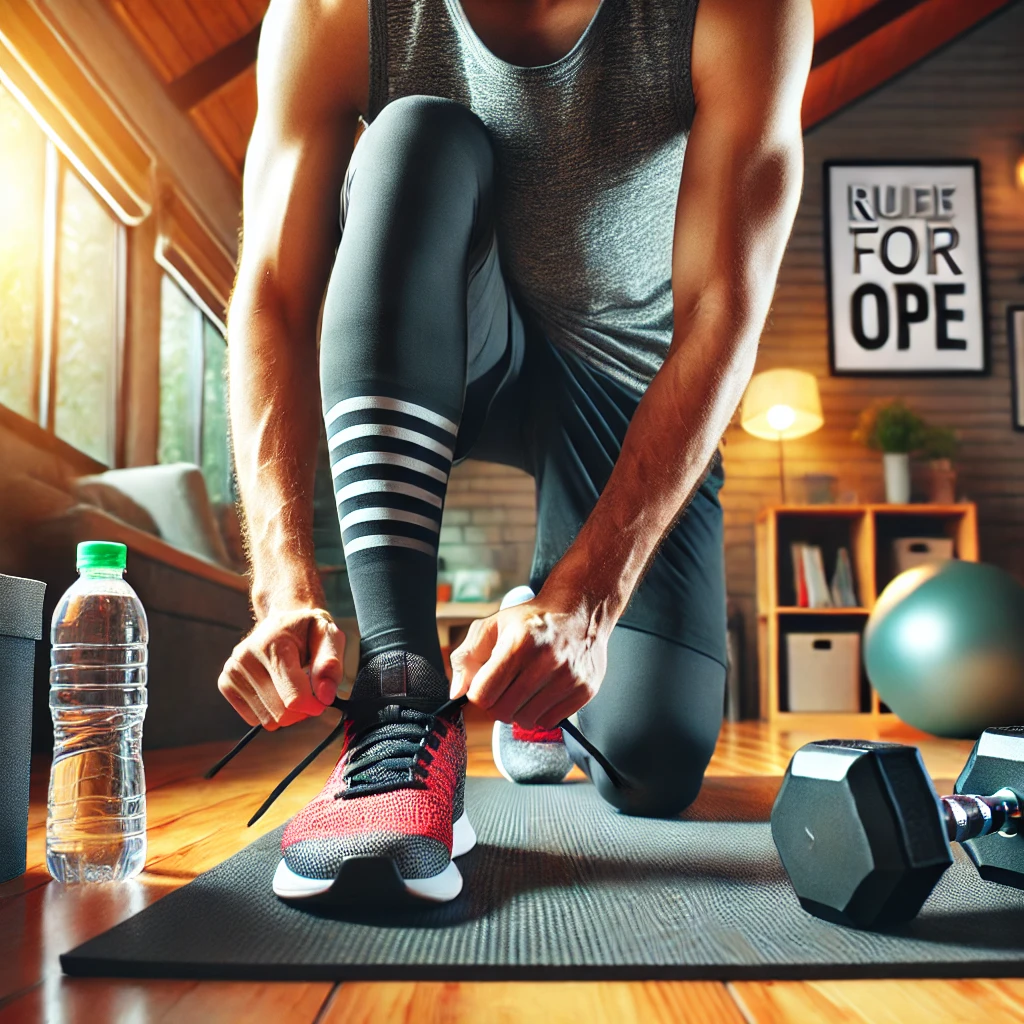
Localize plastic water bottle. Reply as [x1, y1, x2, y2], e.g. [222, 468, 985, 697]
[46, 541, 148, 883]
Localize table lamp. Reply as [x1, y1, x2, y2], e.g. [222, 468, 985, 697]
[740, 368, 823, 503]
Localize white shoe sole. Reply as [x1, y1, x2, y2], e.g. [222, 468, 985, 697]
[272, 811, 477, 904]
[490, 587, 538, 784]
[491, 720, 516, 784]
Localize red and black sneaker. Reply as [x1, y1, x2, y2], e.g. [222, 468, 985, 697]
[271, 651, 476, 907]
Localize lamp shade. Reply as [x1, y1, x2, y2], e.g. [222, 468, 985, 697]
[740, 369, 823, 441]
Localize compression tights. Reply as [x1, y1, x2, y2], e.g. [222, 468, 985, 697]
[319, 97, 502, 673]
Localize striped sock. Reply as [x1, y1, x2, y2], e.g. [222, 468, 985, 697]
[324, 394, 458, 669]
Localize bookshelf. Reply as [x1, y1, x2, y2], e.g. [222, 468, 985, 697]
[755, 503, 978, 724]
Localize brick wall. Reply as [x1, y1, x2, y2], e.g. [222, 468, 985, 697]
[439, 460, 537, 590]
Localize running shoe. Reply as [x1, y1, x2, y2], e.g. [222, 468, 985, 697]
[489, 584, 573, 785]
[271, 651, 476, 907]
[492, 721, 574, 784]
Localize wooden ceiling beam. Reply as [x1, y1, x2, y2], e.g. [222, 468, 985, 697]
[166, 21, 261, 111]
[804, 0, 1014, 128]
[812, 0, 931, 68]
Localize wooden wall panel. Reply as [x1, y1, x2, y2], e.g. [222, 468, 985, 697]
[724, 3, 1024, 715]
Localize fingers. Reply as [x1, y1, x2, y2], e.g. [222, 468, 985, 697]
[309, 615, 345, 704]
[464, 621, 532, 710]
[217, 610, 341, 729]
[488, 655, 560, 725]
[449, 616, 499, 698]
[216, 669, 260, 728]
[249, 637, 326, 725]
[526, 683, 593, 730]
[218, 652, 278, 729]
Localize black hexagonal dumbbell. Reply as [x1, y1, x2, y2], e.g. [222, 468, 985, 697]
[770, 734, 1022, 929]
[955, 727, 1024, 887]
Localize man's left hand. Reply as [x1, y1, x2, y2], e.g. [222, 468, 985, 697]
[448, 594, 609, 728]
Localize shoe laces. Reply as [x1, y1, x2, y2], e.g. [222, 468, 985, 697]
[335, 699, 463, 800]
[206, 695, 624, 827]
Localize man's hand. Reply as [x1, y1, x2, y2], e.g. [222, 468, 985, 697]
[218, 608, 345, 730]
[449, 591, 609, 729]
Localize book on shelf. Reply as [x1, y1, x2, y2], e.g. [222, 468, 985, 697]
[789, 543, 842, 608]
[803, 545, 833, 608]
[790, 543, 808, 607]
[830, 547, 860, 608]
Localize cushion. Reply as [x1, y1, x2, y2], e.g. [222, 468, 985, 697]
[73, 480, 161, 538]
[75, 464, 232, 568]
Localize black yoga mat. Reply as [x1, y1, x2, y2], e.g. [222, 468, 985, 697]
[62, 776, 1024, 981]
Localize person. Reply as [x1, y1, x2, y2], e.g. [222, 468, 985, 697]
[219, 0, 812, 906]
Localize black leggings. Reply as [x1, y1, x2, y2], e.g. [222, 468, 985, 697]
[320, 95, 726, 818]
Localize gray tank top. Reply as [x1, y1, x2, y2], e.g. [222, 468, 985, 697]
[367, 0, 700, 393]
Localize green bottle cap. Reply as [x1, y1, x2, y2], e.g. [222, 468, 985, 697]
[77, 541, 127, 572]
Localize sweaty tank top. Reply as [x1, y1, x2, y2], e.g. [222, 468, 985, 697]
[367, 0, 700, 393]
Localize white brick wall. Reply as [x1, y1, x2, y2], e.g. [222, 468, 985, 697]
[440, 459, 537, 586]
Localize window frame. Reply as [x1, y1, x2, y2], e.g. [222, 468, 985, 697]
[157, 273, 232, 502]
[2, 123, 128, 467]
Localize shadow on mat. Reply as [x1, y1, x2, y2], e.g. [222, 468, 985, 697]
[897, 905, 1024, 950]
[299, 837, 787, 929]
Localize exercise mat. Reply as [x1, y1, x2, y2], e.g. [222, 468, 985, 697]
[62, 776, 1024, 981]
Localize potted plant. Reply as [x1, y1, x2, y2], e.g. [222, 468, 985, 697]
[920, 424, 959, 504]
[852, 399, 927, 504]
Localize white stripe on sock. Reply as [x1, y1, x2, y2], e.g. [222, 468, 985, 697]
[331, 450, 449, 485]
[343, 534, 437, 557]
[339, 506, 440, 534]
[335, 478, 443, 509]
[324, 395, 458, 436]
[327, 423, 454, 462]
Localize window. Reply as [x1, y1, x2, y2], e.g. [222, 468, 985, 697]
[0, 79, 124, 465]
[158, 275, 232, 504]
[0, 83, 46, 420]
[54, 168, 122, 464]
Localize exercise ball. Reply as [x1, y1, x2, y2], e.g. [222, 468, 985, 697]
[864, 560, 1024, 738]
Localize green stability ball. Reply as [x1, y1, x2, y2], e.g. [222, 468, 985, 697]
[865, 560, 1024, 738]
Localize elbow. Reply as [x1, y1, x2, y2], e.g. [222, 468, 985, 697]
[674, 278, 766, 358]
[226, 264, 296, 352]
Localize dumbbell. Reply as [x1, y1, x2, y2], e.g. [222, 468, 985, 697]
[770, 728, 1024, 929]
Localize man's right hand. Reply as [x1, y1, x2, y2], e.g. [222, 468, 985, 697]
[217, 607, 345, 730]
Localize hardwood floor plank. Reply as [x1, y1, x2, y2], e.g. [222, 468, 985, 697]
[0, 876, 176, 1004]
[0, 978, 332, 1024]
[729, 978, 1024, 1024]
[324, 980, 746, 1024]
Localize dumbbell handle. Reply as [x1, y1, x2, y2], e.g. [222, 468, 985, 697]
[940, 788, 1021, 843]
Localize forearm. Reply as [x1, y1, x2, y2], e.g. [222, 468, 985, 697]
[229, 287, 323, 618]
[542, 312, 756, 631]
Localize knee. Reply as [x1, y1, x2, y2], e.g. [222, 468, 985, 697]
[360, 96, 493, 186]
[592, 732, 715, 818]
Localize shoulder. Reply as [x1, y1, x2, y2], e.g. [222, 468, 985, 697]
[259, 0, 368, 119]
[691, 0, 813, 108]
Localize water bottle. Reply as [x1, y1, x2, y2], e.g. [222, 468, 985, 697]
[46, 541, 148, 883]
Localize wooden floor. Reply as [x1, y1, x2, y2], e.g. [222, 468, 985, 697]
[2, 712, 1023, 1024]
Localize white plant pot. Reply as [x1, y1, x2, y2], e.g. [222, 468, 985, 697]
[883, 452, 911, 504]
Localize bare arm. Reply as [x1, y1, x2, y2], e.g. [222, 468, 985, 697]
[452, 0, 812, 726]
[219, 0, 367, 729]
[543, 0, 813, 620]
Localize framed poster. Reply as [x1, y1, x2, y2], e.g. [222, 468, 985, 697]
[824, 160, 989, 376]
[1010, 306, 1024, 431]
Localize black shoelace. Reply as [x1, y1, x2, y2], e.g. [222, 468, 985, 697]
[206, 695, 625, 827]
